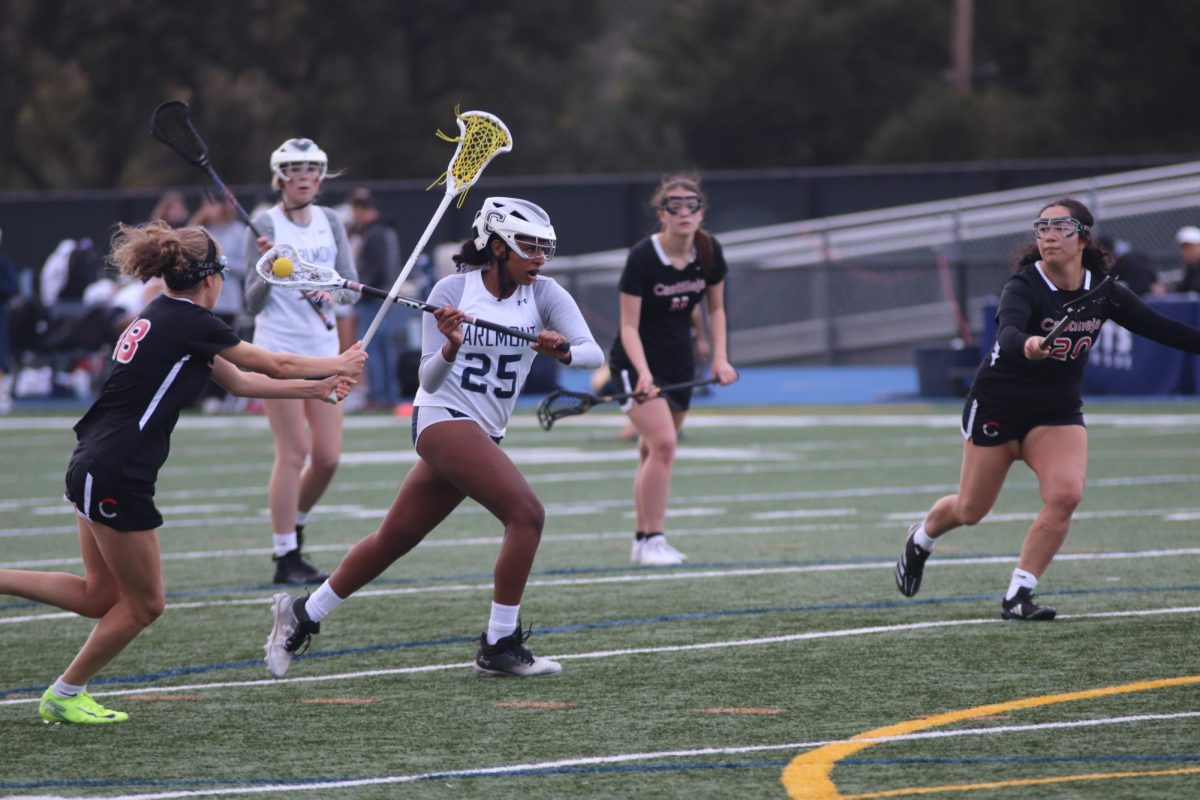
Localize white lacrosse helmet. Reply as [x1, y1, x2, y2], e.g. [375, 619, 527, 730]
[270, 138, 328, 182]
[472, 197, 556, 261]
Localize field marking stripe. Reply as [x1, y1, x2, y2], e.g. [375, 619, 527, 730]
[842, 766, 1200, 799]
[3, 606, 1198, 707]
[5, 550, 1200, 624]
[6, 711, 1197, 800]
[782, 674, 1200, 800]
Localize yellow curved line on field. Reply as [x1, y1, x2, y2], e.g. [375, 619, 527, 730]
[781, 674, 1200, 799]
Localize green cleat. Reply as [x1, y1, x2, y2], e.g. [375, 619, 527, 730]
[39, 688, 129, 724]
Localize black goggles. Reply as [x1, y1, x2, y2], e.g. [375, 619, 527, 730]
[659, 196, 704, 215]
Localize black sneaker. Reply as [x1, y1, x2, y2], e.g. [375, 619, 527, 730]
[263, 593, 320, 677]
[473, 625, 562, 677]
[272, 549, 330, 585]
[1001, 586, 1057, 621]
[895, 522, 931, 597]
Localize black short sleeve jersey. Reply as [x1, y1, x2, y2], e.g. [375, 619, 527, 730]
[609, 234, 727, 373]
[73, 295, 241, 481]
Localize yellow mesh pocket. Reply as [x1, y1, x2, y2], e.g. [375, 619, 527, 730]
[428, 106, 513, 207]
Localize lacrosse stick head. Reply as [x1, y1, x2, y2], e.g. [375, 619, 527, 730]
[150, 100, 209, 167]
[429, 107, 513, 207]
[254, 243, 341, 290]
[536, 388, 596, 431]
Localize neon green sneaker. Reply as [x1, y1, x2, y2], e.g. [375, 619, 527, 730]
[39, 688, 129, 724]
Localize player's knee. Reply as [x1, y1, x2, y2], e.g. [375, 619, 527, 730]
[131, 594, 165, 628]
[507, 493, 545, 535]
[645, 435, 677, 463]
[277, 447, 310, 472]
[1044, 484, 1084, 514]
[309, 451, 340, 476]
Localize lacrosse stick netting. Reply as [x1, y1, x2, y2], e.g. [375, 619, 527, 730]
[150, 101, 209, 167]
[428, 107, 513, 208]
[255, 244, 343, 290]
[359, 107, 512, 349]
[537, 390, 596, 430]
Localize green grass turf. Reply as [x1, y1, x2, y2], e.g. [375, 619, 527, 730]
[2, 401, 1199, 799]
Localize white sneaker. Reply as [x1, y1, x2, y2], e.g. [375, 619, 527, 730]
[263, 592, 319, 677]
[636, 535, 685, 566]
[630, 537, 643, 563]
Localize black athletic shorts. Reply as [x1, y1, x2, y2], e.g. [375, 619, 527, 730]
[961, 390, 1084, 447]
[614, 365, 695, 412]
[64, 448, 163, 532]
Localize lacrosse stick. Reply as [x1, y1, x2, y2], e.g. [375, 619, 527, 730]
[149, 100, 334, 331]
[536, 378, 722, 431]
[359, 106, 513, 349]
[1040, 273, 1116, 348]
[256, 244, 567, 352]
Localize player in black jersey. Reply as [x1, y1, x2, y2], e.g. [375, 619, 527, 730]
[895, 198, 1200, 620]
[609, 175, 739, 566]
[0, 221, 365, 725]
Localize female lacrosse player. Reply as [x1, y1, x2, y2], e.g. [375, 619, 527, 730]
[895, 198, 1200, 620]
[265, 197, 604, 678]
[0, 221, 365, 724]
[243, 138, 360, 585]
[610, 174, 738, 566]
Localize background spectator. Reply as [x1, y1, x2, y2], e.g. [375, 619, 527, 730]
[348, 187, 405, 411]
[1172, 225, 1200, 293]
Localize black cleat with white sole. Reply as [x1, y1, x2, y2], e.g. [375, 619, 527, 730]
[895, 522, 931, 597]
[1001, 586, 1057, 621]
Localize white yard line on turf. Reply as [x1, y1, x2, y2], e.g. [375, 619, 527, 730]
[5, 709, 1198, 800]
[2, 605, 1197, 708]
[10, 469, 1200, 539]
[3, 551, 1199, 625]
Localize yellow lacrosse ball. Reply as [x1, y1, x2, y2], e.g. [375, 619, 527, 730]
[272, 257, 293, 278]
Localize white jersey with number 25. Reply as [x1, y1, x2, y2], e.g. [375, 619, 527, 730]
[414, 270, 602, 438]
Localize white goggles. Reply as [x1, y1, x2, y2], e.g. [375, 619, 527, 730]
[1033, 216, 1089, 239]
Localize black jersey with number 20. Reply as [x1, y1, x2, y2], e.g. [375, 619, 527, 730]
[73, 295, 241, 482]
[973, 262, 1200, 418]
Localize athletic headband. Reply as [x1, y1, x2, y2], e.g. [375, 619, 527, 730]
[167, 230, 227, 290]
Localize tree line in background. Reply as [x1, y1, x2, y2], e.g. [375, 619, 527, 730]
[3, 0, 1200, 193]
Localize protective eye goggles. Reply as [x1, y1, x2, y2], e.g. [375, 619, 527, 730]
[1033, 216, 1089, 239]
[659, 196, 704, 215]
[281, 163, 323, 177]
[512, 234, 556, 262]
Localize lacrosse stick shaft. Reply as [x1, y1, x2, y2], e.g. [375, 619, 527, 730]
[360, 191, 454, 348]
[346, 281, 567, 351]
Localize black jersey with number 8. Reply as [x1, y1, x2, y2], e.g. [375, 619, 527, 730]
[72, 295, 240, 481]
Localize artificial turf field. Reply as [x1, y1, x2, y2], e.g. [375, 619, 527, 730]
[2, 402, 1198, 799]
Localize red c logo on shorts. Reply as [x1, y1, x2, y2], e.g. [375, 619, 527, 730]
[98, 498, 119, 519]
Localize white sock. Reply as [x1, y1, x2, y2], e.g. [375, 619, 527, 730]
[52, 678, 85, 698]
[304, 581, 344, 623]
[1005, 568, 1038, 601]
[296, 510, 311, 527]
[913, 525, 937, 551]
[273, 532, 298, 557]
[486, 602, 520, 645]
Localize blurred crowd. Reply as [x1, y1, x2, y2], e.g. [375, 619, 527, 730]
[0, 188, 435, 414]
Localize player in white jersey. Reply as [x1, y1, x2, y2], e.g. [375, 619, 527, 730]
[243, 138, 360, 585]
[265, 197, 604, 678]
